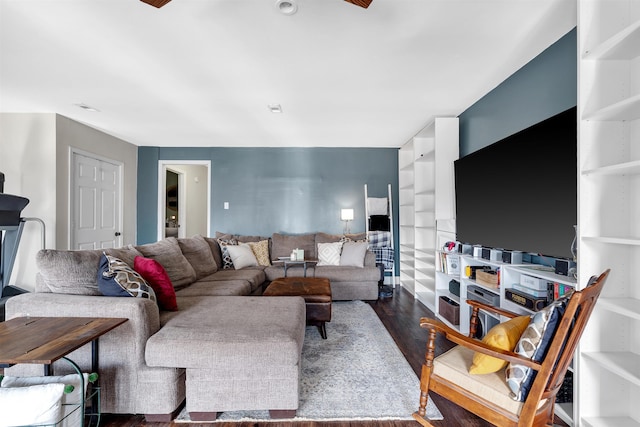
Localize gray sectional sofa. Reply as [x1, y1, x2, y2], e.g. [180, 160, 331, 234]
[4, 231, 380, 420]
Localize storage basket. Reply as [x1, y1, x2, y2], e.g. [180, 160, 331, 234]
[438, 296, 460, 325]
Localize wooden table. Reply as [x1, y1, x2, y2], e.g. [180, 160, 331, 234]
[0, 316, 128, 426]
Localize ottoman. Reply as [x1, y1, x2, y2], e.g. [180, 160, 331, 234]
[145, 296, 306, 421]
[264, 277, 332, 339]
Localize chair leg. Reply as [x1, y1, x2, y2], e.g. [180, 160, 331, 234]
[415, 328, 437, 423]
[412, 412, 436, 427]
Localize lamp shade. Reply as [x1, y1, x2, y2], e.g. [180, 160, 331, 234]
[341, 208, 354, 221]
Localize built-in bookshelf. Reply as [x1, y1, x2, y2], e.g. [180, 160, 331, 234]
[577, 0, 640, 425]
[398, 118, 458, 311]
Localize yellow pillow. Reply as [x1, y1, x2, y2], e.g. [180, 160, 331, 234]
[469, 315, 530, 375]
[247, 240, 271, 266]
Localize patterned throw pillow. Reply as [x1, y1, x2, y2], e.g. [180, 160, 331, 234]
[505, 295, 570, 401]
[317, 241, 343, 266]
[216, 238, 238, 269]
[247, 239, 271, 266]
[97, 253, 156, 302]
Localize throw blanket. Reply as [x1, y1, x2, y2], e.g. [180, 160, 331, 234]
[371, 247, 394, 270]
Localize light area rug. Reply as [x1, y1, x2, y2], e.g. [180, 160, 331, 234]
[176, 300, 443, 422]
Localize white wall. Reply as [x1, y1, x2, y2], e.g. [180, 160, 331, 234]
[169, 164, 208, 237]
[0, 113, 138, 291]
[55, 115, 138, 249]
[0, 113, 57, 291]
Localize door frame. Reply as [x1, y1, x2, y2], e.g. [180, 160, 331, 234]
[157, 160, 211, 241]
[69, 147, 124, 249]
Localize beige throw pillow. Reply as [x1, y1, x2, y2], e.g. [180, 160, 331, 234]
[248, 239, 271, 266]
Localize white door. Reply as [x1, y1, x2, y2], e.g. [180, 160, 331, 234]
[71, 152, 122, 250]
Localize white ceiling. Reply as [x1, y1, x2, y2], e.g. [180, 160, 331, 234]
[0, 0, 576, 148]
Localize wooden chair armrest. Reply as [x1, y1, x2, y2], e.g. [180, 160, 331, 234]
[466, 299, 522, 319]
[419, 316, 541, 370]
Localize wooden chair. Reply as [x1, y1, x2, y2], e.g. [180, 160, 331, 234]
[413, 269, 610, 427]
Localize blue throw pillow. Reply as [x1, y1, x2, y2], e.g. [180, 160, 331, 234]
[505, 294, 570, 401]
[97, 253, 156, 302]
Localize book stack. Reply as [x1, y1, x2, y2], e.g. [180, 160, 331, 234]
[439, 253, 460, 275]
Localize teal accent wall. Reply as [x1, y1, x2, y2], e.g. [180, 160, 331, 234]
[137, 147, 399, 270]
[459, 28, 577, 157]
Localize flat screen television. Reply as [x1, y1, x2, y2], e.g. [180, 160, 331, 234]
[454, 106, 577, 260]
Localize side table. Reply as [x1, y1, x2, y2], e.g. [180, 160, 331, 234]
[0, 316, 128, 426]
[280, 259, 318, 277]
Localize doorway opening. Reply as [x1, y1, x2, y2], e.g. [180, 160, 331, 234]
[157, 161, 211, 241]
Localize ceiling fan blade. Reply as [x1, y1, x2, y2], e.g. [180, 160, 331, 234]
[140, 0, 172, 8]
[344, 0, 373, 8]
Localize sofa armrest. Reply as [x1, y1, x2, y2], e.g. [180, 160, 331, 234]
[364, 250, 376, 267]
[5, 293, 161, 370]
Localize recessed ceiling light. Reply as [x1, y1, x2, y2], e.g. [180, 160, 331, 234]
[268, 104, 283, 113]
[75, 103, 100, 112]
[275, 0, 297, 15]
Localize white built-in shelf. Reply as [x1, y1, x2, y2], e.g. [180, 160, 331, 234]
[582, 351, 640, 387]
[582, 236, 640, 246]
[597, 298, 640, 320]
[583, 93, 640, 121]
[583, 19, 640, 60]
[583, 416, 640, 427]
[556, 403, 574, 427]
[415, 151, 435, 162]
[581, 160, 640, 176]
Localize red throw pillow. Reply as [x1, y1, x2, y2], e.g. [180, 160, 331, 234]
[133, 256, 178, 311]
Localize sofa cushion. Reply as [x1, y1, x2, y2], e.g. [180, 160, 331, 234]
[340, 241, 368, 267]
[226, 243, 259, 269]
[204, 237, 223, 270]
[175, 280, 252, 297]
[37, 249, 103, 295]
[315, 232, 342, 244]
[178, 235, 217, 279]
[134, 256, 179, 311]
[197, 268, 266, 293]
[97, 253, 157, 302]
[136, 237, 197, 290]
[271, 233, 316, 261]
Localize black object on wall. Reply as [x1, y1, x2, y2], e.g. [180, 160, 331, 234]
[454, 106, 577, 260]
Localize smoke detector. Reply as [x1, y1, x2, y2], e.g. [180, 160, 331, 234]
[275, 0, 297, 15]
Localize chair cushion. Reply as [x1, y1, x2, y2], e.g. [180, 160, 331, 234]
[469, 315, 530, 374]
[434, 346, 527, 415]
[506, 295, 569, 401]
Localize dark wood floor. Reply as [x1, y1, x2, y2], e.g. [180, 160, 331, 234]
[98, 287, 488, 427]
[100, 287, 566, 427]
